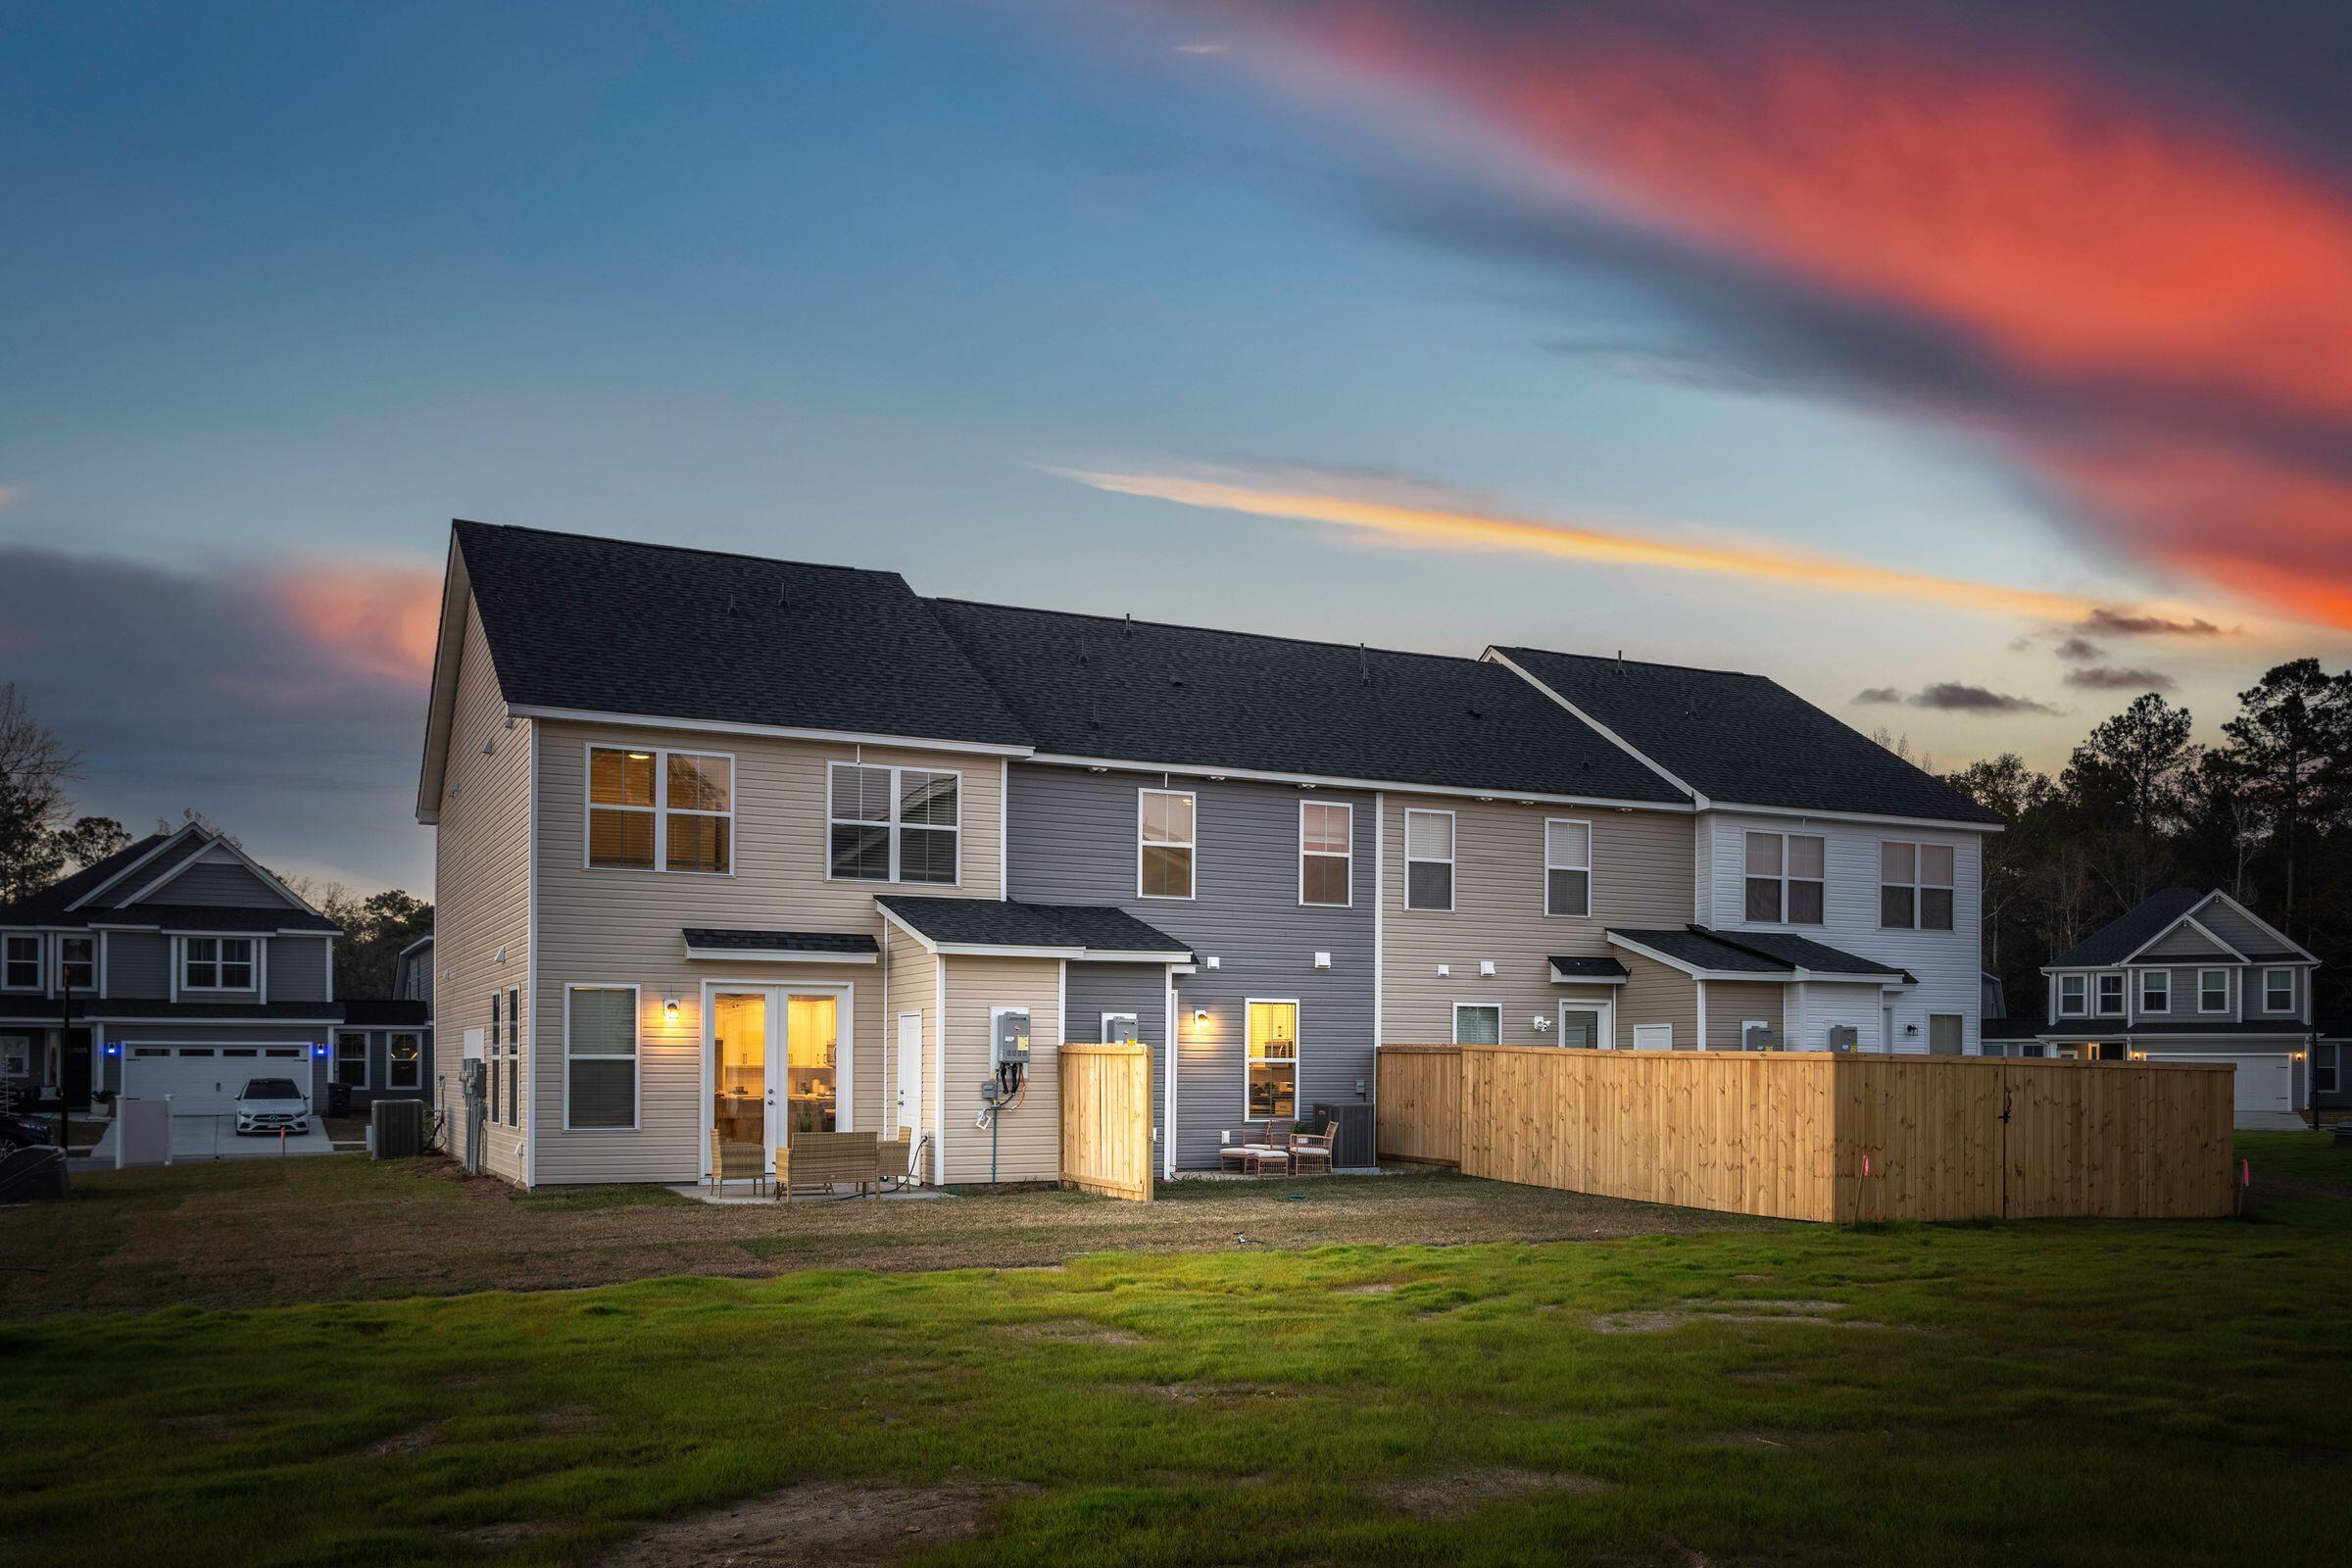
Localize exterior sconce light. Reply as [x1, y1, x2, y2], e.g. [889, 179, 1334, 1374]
[1904, 1022, 1920, 1037]
[1193, 1007, 1211, 1026]
[663, 996, 681, 1022]
[1531, 1015, 1550, 1032]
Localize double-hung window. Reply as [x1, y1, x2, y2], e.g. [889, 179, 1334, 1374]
[2265, 967, 2294, 1011]
[4, 934, 41, 989]
[334, 1031, 369, 1089]
[2318, 1044, 2340, 1097]
[1138, 789, 1195, 899]
[1404, 809, 1454, 911]
[586, 746, 733, 873]
[506, 986, 522, 1126]
[1744, 832, 1825, 924]
[2199, 968, 2229, 1012]
[565, 985, 638, 1130]
[1298, 802, 1350, 906]
[183, 937, 255, 991]
[2059, 975, 2086, 1016]
[2096, 973, 2125, 1014]
[387, 1032, 422, 1091]
[489, 992, 503, 1122]
[1245, 1001, 1298, 1120]
[1545, 819, 1592, 917]
[2139, 969, 2170, 1012]
[828, 763, 959, 884]
[1880, 842, 1955, 930]
[59, 936, 95, 992]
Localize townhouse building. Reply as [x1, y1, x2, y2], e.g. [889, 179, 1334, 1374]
[417, 521, 1999, 1188]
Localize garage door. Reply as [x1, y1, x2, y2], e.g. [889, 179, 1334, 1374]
[2149, 1052, 2297, 1129]
[123, 1046, 313, 1114]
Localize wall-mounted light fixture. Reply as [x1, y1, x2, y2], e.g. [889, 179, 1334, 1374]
[663, 996, 682, 1023]
[1904, 1022, 1920, 1037]
[1193, 1007, 1211, 1026]
[1531, 1015, 1550, 1032]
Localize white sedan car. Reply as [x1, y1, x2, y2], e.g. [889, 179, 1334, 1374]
[233, 1077, 312, 1135]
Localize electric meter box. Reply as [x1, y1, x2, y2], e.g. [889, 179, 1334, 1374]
[992, 1008, 1033, 1067]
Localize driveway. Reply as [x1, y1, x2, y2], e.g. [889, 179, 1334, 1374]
[87, 1114, 338, 1163]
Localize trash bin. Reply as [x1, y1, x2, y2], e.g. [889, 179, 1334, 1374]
[327, 1081, 351, 1118]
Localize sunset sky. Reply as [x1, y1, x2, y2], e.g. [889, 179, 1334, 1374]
[5, 0, 2349, 893]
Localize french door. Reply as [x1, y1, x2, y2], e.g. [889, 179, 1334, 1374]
[709, 986, 846, 1171]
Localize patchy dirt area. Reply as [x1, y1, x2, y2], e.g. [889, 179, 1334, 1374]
[591, 1481, 1027, 1567]
[0, 1153, 1774, 1318]
[1377, 1467, 1611, 1518]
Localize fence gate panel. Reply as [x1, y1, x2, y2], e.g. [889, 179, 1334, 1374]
[1059, 1043, 1152, 1201]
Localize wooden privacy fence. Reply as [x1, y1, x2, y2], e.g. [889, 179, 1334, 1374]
[1376, 1045, 2236, 1222]
[1059, 1042, 1153, 1201]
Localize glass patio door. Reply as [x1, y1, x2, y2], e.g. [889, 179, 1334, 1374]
[784, 993, 840, 1140]
[713, 992, 774, 1160]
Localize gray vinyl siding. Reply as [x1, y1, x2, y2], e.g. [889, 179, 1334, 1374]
[267, 936, 332, 1003]
[106, 933, 170, 999]
[1004, 762, 1373, 1171]
[2194, 901, 2284, 959]
[141, 859, 294, 907]
[1706, 981, 1784, 1051]
[2140, 923, 2233, 962]
[2132, 965, 2239, 1023]
[324, 1026, 435, 1109]
[1617, 953, 1698, 1049]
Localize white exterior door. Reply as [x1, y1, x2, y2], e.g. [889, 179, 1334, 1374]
[896, 1011, 922, 1136]
[1559, 1001, 1615, 1049]
[124, 1045, 311, 1114]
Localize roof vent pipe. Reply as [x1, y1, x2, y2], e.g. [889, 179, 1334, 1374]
[1359, 643, 1370, 684]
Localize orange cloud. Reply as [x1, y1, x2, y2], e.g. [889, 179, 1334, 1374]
[269, 563, 441, 683]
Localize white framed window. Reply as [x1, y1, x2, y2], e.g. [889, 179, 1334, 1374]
[586, 745, 734, 874]
[1137, 788, 1196, 900]
[1452, 1003, 1501, 1046]
[1630, 1023, 1674, 1051]
[829, 762, 959, 885]
[59, 936, 95, 992]
[1100, 1012, 1141, 1045]
[1880, 841, 1955, 930]
[2139, 970, 2170, 1012]
[0, 1032, 29, 1076]
[1404, 808, 1454, 911]
[334, 1031, 370, 1090]
[1744, 832, 1825, 925]
[2317, 1044, 2339, 1097]
[505, 985, 522, 1126]
[182, 937, 255, 991]
[2058, 975, 2086, 1016]
[2264, 967, 2294, 1011]
[1298, 801, 1351, 907]
[387, 1032, 422, 1091]
[1544, 818, 1592, 917]
[488, 992, 503, 1123]
[2096, 973, 2124, 1014]
[3, 934, 41, 990]
[565, 984, 639, 1130]
[2198, 969, 2229, 1013]
[1245, 999, 1298, 1121]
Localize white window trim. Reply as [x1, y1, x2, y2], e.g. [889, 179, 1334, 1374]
[1741, 829, 1825, 928]
[1559, 999, 1616, 1050]
[386, 1031, 423, 1091]
[1099, 1011, 1141, 1045]
[564, 982, 641, 1132]
[2058, 974, 2087, 1017]
[2095, 972, 2125, 1016]
[56, 934, 97, 995]
[1630, 1022, 1674, 1051]
[1544, 816, 1593, 919]
[1297, 800, 1352, 908]
[1877, 839, 1956, 932]
[826, 760, 963, 887]
[180, 936, 257, 993]
[2317, 1043, 2340, 1097]
[1243, 997, 1299, 1123]
[1137, 787, 1197, 901]
[1403, 808, 1455, 912]
[2263, 966, 2294, 1012]
[2138, 969, 2170, 1013]
[583, 743, 738, 876]
[1451, 1002, 1502, 1046]
[2197, 968, 2230, 1014]
[2, 932, 42, 991]
[333, 1030, 371, 1091]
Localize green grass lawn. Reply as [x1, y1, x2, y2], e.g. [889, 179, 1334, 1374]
[2, 1134, 2347, 1567]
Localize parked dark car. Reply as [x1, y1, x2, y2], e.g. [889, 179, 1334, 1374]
[0, 1107, 60, 1154]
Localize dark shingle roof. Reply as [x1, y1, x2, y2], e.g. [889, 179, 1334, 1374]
[0, 999, 347, 1022]
[1610, 928, 1789, 974]
[1982, 1016, 2045, 1041]
[1547, 956, 1631, 982]
[340, 999, 430, 1026]
[1610, 925, 1907, 979]
[2046, 888, 2209, 967]
[924, 600, 1687, 804]
[878, 897, 1191, 956]
[2043, 1019, 2315, 1038]
[0, 830, 338, 935]
[0, 832, 173, 926]
[1494, 647, 2002, 824]
[1709, 929, 1910, 979]
[454, 521, 1031, 748]
[96, 904, 340, 934]
[683, 928, 881, 956]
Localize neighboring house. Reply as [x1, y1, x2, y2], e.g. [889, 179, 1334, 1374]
[2008, 888, 2318, 1128]
[0, 823, 346, 1116]
[416, 521, 1998, 1189]
[2314, 1017, 2348, 1122]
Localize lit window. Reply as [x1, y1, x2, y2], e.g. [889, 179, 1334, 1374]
[1298, 802, 1351, 906]
[183, 937, 254, 990]
[1745, 832, 1825, 925]
[1138, 789, 1195, 900]
[59, 936, 95, 992]
[1545, 819, 1592, 917]
[1880, 841, 1954, 930]
[387, 1033, 422, 1091]
[588, 746, 733, 873]
[1453, 1004, 1500, 1046]
[4, 934, 41, 989]
[828, 763, 959, 885]
[1404, 809, 1454, 911]
[1246, 1001, 1297, 1120]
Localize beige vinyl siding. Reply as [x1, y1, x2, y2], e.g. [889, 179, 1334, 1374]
[1616, 952, 1698, 1048]
[531, 724, 1004, 1185]
[939, 954, 1062, 1184]
[430, 599, 532, 1179]
[1381, 796, 1690, 1044]
[882, 929, 938, 1163]
[1706, 981, 1785, 1051]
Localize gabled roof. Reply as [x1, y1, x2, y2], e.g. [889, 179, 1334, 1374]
[1491, 646, 2002, 826]
[0, 831, 173, 926]
[445, 519, 1034, 749]
[2044, 888, 2315, 969]
[1608, 925, 1910, 982]
[924, 600, 1688, 805]
[876, 896, 1192, 959]
[0, 827, 337, 934]
[97, 905, 341, 934]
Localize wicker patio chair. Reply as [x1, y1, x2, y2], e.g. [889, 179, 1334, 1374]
[712, 1135, 769, 1195]
[1240, 1117, 1296, 1176]
[874, 1135, 913, 1192]
[1288, 1122, 1336, 1177]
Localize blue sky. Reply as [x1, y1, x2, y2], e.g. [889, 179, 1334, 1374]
[5, 2, 2346, 893]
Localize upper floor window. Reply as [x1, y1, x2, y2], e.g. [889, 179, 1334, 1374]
[2139, 969, 2170, 1011]
[587, 746, 733, 874]
[828, 763, 958, 884]
[2059, 974, 2086, 1016]
[1744, 831, 1824, 924]
[1404, 809, 1454, 911]
[2199, 968, 2229, 1012]
[183, 937, 255, 991]
[3, 934, 40, 989]
[1298, 802, 1351, 906]
[2264, 967, 2294, 1011]
[1138, 788, 1195, 900]
[1880, 841, 1954, 930]
[2097, 972, 2124, 1014]
[59, 936, 95, 992]
[1545, 818, 1592, 917]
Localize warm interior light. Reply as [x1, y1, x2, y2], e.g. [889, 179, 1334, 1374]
[628, 752, 654, 761]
